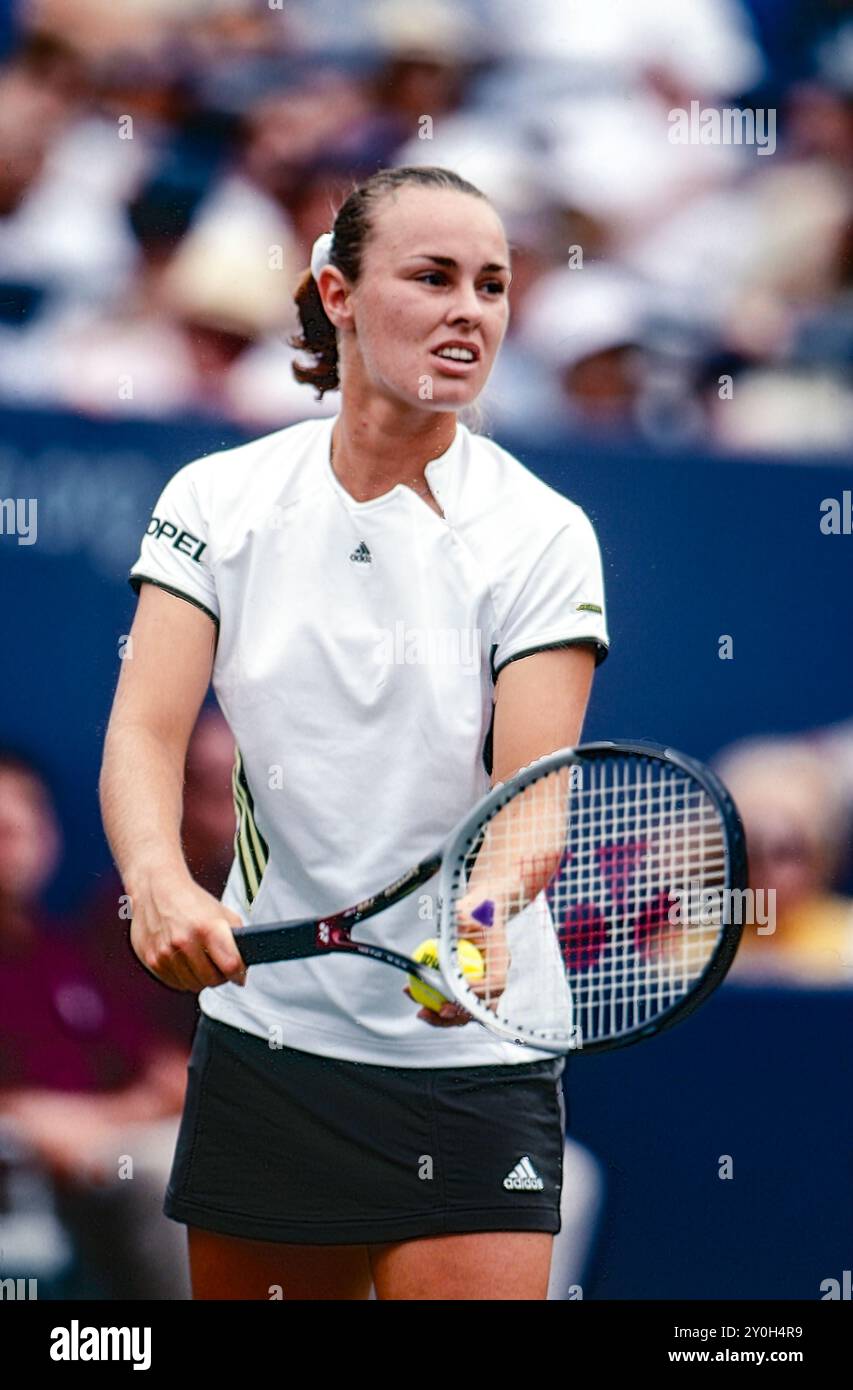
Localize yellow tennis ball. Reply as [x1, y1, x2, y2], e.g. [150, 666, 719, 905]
[408, 939, 445, 1011]
[458, 938, 485, 984]
[408, 938, 485, 1012]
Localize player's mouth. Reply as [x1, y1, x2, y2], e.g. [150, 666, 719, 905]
[430, 341, 481, 374]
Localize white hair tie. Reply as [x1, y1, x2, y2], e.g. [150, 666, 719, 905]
[310, 231, 334, 280]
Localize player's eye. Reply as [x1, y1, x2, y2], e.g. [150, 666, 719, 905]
[414, 271, 507, 294]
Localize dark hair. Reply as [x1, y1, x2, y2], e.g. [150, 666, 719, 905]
[290, 166, 490, 398]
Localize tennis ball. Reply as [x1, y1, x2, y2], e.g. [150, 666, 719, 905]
[408, 938, 485, 1012]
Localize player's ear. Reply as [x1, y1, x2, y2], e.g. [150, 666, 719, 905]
[317, 266, 353, 330]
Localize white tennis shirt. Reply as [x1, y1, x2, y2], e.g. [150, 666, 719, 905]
[129, 414, 610, 1065]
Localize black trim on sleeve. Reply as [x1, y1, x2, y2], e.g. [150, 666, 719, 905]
[482, 643, 499, 777]
[128, 573, 219, 628]
[492, 637, 609, 680]
[482, 702, 496, 779]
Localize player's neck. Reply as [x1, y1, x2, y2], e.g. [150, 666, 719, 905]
[330, 403, 457, 503]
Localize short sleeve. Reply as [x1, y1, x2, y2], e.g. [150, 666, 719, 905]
[128, 461, 219, 624]
[492, 508, 609, 677]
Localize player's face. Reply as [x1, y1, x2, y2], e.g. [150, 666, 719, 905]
[349, 188, 511, 410]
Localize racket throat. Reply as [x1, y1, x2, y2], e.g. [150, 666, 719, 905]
[317, 922, 446, 993]
[316, 920, 353, 951]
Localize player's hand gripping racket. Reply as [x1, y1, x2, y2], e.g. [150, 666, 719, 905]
[235, 742, 747, 1054]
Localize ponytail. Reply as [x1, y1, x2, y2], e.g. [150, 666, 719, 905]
[290, 266, 340, 398]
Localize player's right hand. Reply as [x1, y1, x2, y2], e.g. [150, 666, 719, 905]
[129, 872, 248, 992]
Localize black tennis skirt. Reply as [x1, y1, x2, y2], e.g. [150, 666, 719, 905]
[164, 1013, 567, 1245]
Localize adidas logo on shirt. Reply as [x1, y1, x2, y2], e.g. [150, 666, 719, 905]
[503, 1156, 544, 1191]
[349, 541, 371, 563]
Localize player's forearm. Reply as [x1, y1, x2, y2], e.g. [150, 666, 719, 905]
[468, 768, 570, 910]
[99, 723, 191, 900]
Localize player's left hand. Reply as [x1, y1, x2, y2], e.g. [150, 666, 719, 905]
[403, 984, 473, 1026]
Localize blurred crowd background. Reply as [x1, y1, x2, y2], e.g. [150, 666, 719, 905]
[1, 0, 851, 1302]
[0, 0, 850, 449]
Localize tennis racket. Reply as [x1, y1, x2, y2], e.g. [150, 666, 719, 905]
[235, 741, 747, 1055]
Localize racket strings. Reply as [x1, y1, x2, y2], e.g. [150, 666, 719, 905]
[562, 759, 726, 1045]
[447, 756, 730, 1047]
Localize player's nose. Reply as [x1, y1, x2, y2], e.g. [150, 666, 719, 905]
[446, 278, 484, 326]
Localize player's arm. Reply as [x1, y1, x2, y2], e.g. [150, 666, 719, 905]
[99, 583, 246, 993]
[490, 644, 596, 785]
[467, 643, 596, 912]
[422, 646, 597, 1024]
[472, 643, 596, 899]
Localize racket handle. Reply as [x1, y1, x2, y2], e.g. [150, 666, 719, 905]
[235, 920, 319, 966]
[236, 918, 449, 997]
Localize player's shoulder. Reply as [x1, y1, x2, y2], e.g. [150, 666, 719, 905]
[460, 427, 593, 534]
[164, 416, 330, 504]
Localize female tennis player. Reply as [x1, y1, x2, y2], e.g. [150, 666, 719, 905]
[100, 166, 610, 1300]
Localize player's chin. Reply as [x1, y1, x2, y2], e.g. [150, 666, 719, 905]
[397, 364, 487, 409]
[396, 388, 480, 414]
[432, 377, 484, 408]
